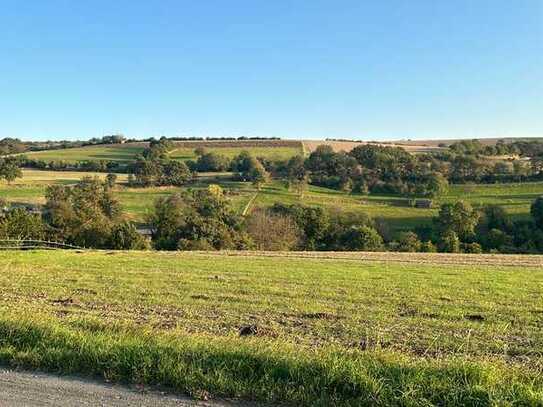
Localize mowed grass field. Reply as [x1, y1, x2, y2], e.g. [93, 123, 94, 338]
[22, 144, 146, 163]
[169, 146, 301, 161]
[23, 141, 303, 163]
[2, 170, 543, 230]
[0, 251, 541, 405]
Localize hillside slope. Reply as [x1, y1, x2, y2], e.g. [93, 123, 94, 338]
[0, 250, 541, 405]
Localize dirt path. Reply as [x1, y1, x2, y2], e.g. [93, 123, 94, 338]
[189, 250, 543, 267]
[0, 368, 245, 407]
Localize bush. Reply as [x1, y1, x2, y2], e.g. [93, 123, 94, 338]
[43, 177, 122, 247]
[420, 241, 437, 253]
[439, 230, 461, 253]
[105, 173, 117, 189]
[148, 186, 253, 251]
[271, 204, 330, 250]
[396, 232, 422, 252]
[177, 238, 215, 251]
[484, 228, 511, 251]
[340, 226, 384, 251]
[195, 152, 231, 172]
[462, 242, 483, 254]
[246, 210, 301, 251]
[109, 221, 149, 250]
[0, 208, 46, 240]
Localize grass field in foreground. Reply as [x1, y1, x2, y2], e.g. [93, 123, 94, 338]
[0, 251, 542, 405]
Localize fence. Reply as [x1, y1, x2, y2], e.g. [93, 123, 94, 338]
[0, 239, 84, 250]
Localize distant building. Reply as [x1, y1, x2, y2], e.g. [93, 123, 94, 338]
[415, 199, 433, 209]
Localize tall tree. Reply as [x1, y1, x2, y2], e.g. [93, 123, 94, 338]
[0, 159, 22, 184]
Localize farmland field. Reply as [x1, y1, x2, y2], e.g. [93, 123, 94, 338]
[22, 144, 147, 163]
[2, 170, 543, 231]
[302, 140, 444, 154]
[0, 250, 541, 405]
[22, 140, 304, 163]
[169, 145, 301, 161]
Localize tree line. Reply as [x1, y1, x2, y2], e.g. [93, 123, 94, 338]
[2, 174, 543, 254]
[129, 140, 543, 194]
[10, 137, 543, 194]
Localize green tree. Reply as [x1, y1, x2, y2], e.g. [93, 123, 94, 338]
[0, 208, 46, 240]
[434, 201, 480, 241]
[195, 152, 230, 172]
[108, 221, 148, 250]
[44, 177, 122, 247]
[105, 173, 117, 189]
[438, 230, 461, 253]
[531, 196, 543, 229]
[396, 231, 422, 252]
[271, 204, 330, 250]
[285, 155, 309, 198]
[161, 160, 192, 186]
[340, 225, 384, 251]
[0, 159, 22, 184]
[148, 189, 252, 251]
[420, 241, 437, 253]
[231, 151, 269, 188]
[248, 159, 269, 190]
[425, 172, 449, 198]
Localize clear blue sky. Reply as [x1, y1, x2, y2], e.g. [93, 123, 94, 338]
[0, 0, 541, 141]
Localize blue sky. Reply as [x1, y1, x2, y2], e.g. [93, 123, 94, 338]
[0, 0, 541, 141]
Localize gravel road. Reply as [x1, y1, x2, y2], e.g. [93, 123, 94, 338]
[0, 368, 245, 406]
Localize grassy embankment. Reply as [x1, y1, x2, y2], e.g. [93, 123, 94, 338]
[0, 250, 541, 405]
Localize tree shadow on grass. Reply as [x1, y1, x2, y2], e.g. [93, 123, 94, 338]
[0, 317, 539, 406]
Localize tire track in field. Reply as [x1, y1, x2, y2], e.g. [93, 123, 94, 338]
[188, 250, 543, 268]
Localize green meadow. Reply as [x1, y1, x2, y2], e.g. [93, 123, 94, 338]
[0, 250, 541, 405]
[22, 143, 303, 163]
[2, 170, 543, 231]
[22, 144, 146, 163]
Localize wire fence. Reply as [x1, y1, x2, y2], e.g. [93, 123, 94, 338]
[0, 239, 84, 250]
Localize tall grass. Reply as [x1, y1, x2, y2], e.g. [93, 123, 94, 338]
[0, 314, 541, 406]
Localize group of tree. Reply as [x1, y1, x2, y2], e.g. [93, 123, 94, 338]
[292, 144, 448, 197]
[128, 138, 192, 187]
[12, 136, 543, 198]
[0, 138, 26, 155]
[449, 139, 543, 158]
[411, 199, 543, 254]
[0, 135, 128, 156]
[279, 141, 543, 195]
[3, 172, 543, 254]
[146, 192, 543, 254]
[129, 145, 270, 189]
[148, 185, 252, 250]
[146, 187, 384, 252]
[0, 177, 147, 249]
[23, 157, 129, 173]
